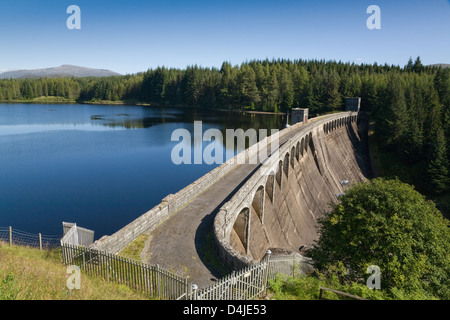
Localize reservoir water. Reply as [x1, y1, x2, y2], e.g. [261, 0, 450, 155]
[0, 103, 284, 239]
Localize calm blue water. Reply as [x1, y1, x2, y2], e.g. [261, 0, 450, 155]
[0, 103, 284, 239]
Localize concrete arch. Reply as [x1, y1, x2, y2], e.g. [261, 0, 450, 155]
[305, 134, 309, 153]
[290, 147, 296, 168]
[296, 142, 300, 160]
[300, 137, 305, 156]
[276, 160, 283, 187]
[233, 207, 250, 254]
[252, 185, 265, 224]
[283, 152, 290, 179]
[265, 172, 275, 203]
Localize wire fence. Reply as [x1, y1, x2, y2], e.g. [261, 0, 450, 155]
[0, 226, 61, 249]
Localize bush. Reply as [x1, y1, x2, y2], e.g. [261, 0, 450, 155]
[308, 178, 450, 299]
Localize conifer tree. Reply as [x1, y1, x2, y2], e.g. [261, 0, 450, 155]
[426, 126, 449, 194]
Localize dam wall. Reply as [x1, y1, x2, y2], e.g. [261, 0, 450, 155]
[213, 111, 368, 271]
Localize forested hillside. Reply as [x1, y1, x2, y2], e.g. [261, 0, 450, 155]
[1, 57, 449, 195]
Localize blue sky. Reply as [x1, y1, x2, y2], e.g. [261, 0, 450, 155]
[0, 0, 449, 74]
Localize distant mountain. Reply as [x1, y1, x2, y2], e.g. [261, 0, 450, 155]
[0, 65, 121, 79]
[427, 64, 450, 68]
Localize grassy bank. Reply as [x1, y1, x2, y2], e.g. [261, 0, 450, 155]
[0, 244, 148, 300]
[267, 272, 439, 300]
[0, 96, 76, 104]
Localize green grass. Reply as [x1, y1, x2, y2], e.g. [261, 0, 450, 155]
[267, 273, 438, 300]
[267, 273, 383, 300]
[0, 244, 149, 300]
[119, 234, 148, 262]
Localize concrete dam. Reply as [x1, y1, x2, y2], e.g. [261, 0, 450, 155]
[92, 107, 371, 288]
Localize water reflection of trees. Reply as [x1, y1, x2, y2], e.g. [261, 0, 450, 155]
[93, 108, 285, 134]
[92, 108, 285, 156]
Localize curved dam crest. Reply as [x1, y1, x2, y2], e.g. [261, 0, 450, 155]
[92, 110, 370, 288]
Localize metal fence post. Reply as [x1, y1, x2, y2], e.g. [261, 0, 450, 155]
[39, 233, 42, 250]
[9, 226, 12, 246]
[191, 284, 198, 300]
[262, 249, 272, 296]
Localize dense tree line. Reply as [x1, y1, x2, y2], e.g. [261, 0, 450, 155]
[1, 58, 433, 113]
[0, 57, 449, 193]
[368, 59, 450, 195]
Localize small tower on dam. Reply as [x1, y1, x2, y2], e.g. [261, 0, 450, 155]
[291, 108, 309, 125]
[345, 97, 361, 112]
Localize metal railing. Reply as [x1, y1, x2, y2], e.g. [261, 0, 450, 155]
[190, 254, 271, 300]
[61, 243, 190, 300]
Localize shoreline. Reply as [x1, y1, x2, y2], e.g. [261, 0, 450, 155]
[0, 99, 288, 116]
